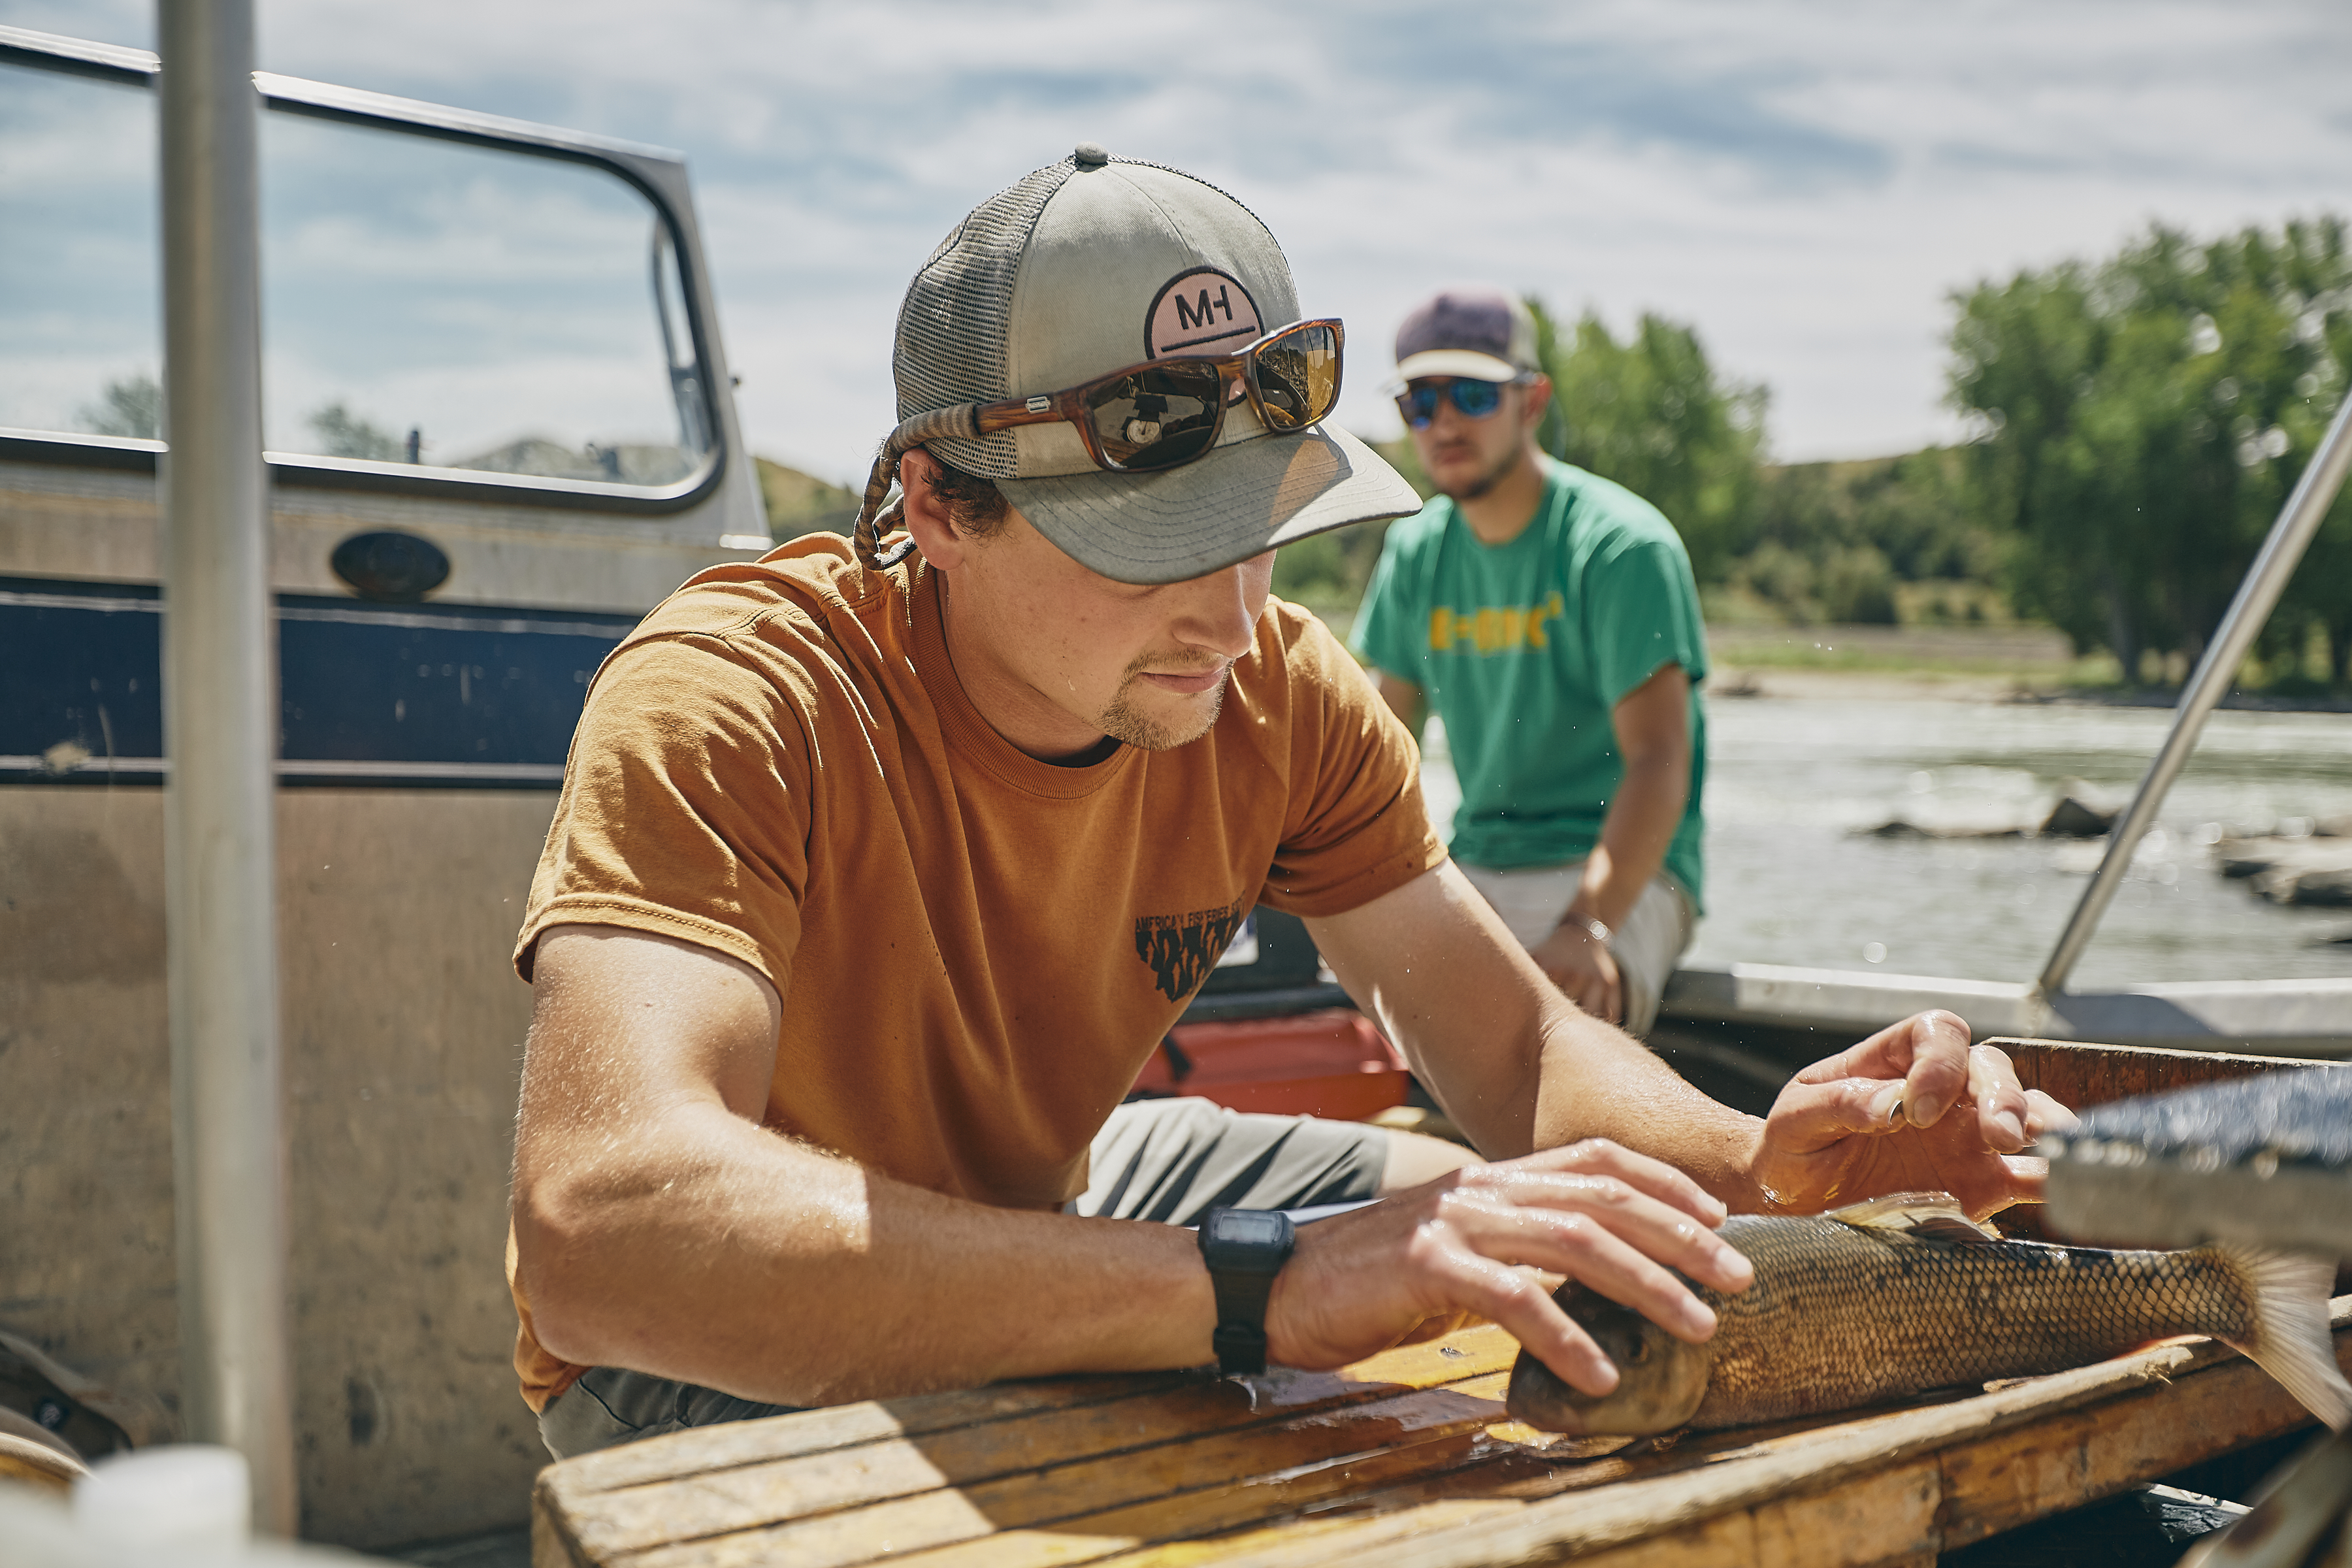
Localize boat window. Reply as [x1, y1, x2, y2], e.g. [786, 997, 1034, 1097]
[257, 111, 712, 490]
[0, 51, 716, 499]
[0, 59, 163, 442]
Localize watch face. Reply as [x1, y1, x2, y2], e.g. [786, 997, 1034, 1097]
[1215, 1211, 1288, 1248]
[1203, 1208, 1296, 1276]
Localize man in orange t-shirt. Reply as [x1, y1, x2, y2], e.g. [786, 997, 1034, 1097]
[508, 146, 2074, 1460]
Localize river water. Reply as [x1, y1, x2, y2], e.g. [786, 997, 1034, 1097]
[1418, 694, 2352, 990]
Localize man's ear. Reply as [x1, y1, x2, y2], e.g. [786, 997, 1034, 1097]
[1518, 374, 1555, 436]
[896, 447, 970, 570]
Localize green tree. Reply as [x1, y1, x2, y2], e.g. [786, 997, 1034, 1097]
[308, 401, 404, 461]
[2269, 240, 2352, 683]
[1268, 438, 1432, 615]
[1527, 299, 1767, 583]
[1733, 448, 1993, 625]
[80, 373, 162, 440]
[1949, 219, 2352, 681]
[755, 456, 860, 540]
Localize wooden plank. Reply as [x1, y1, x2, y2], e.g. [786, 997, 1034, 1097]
[544, 1332, 1521, 1562]
[1184, 1307, 2349, 1567]
[547, 1373, 1193, 1494]
[1128, 1503, 1527, 1568]
[1991, 1037, 2331, 1246]
[534, 1516, 591, 1568]
[1995, 1037, 2327, 1113]
[545, 1307, 2346, 1568]
[608, 1382, 1513, 1568]
[1569, 1329, 2336, 1567]
[1933, 1331, 2346, 1550]
[548, 1330, 1514, 1498]
[1749, 1461, 1940, 1568]
[1465, 1462, 1941, 1568]
[1556, 1509, 1756, 1568]
[861, 1416, 1635, 1568]
[909, 1429, 1658, 1568]
[1175, 1408, 2051, 1565]
[1071, 1441, 1705, 1568]
[832, 1429, 1501, 1568]
[0, 1433, 84, 1495]
[1081, 1407, 1887, 1562]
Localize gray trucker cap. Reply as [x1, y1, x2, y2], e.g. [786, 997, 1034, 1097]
[887, 143, 1421, 585]
[1394, 286, 1542, 385]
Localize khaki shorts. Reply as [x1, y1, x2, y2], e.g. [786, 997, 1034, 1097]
[1458, 860, 1696, 1037]
[536, 1096, 1388, 1461]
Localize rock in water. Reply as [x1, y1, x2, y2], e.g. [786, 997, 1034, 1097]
[2041, 794, 2119, 837]
[2262, 866, 2352, 907]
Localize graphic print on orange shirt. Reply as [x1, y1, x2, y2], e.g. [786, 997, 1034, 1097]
[1134, 896, 1248, 1001]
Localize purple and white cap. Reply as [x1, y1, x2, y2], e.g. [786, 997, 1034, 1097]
[1393, 286, 1541, 385]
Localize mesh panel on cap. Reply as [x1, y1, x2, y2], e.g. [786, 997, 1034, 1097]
[892, 154, 1287, 480]
[894, 157, 1077, 479]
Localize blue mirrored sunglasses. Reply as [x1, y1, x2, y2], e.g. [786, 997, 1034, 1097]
[1395, 378, 1514, 429]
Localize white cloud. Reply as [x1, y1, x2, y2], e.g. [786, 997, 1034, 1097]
[8, 0, 2352, 480]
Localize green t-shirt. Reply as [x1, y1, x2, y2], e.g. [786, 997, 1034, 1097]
[1351, 457, 1708, 906]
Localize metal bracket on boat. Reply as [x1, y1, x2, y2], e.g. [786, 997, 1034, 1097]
[2036, 388, 2352, 1002]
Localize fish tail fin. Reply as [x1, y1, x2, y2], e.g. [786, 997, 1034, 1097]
[2212, 1242, 2351, 1432]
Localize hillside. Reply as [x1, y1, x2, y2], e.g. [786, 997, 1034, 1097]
[756, 457, 860, 539]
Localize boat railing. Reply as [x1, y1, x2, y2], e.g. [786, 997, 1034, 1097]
[2038, 384, 2352, 997]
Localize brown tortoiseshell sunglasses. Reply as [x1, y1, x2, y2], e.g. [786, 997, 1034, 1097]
[854, 319, 1343, 568]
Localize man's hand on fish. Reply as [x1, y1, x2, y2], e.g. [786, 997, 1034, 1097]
[1753, 1009, 2081, 1220]
[1262, 1139, 1755, 1397]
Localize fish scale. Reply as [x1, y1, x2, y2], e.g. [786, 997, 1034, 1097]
[1505, 1191, 2351, 1437]
[1693, 1213, 2255, 1428]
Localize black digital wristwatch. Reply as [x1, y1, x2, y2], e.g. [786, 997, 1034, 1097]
[1197, 1206, 1296, 1376]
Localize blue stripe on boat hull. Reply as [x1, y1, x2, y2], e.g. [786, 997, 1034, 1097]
[0, 576, 638, 788]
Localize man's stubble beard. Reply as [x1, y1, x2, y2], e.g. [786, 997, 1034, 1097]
[1437, 438, 1524, 503]
[1098, 669, 1230, 751]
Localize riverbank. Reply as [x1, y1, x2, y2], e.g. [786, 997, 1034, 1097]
[1705, 623, 2352, 710]
[1301, 604, 2352, 709]
[1707, 666, 2034, 704]
[1420, 693, 2352, 989]
[1707, 621, 2101, 696]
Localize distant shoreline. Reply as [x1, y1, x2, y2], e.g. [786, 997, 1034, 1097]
[1706, 665, 2352, 711]
[1303, 602, 2352, 711]
[1703, 621, 2352, 711]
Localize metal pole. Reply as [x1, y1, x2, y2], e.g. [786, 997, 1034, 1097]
[2038, 389, 2352, 998]
[157, 0, 297, 1535]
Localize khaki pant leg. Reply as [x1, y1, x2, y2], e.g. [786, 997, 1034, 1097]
[1074, 1096, 1389, 1222]
[1458, 860, 1696, 1037]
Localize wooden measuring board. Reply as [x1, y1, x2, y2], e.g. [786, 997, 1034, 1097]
[532, 1039, 2347, 1567]
[532, 1300, 2351, 1568]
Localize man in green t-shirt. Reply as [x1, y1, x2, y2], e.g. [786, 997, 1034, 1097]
[1353, 287, 1707, 1036]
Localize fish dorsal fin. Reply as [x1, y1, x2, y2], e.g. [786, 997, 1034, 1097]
[1824, 1191, 2002, 1244]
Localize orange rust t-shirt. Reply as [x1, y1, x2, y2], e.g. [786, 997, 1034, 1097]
[506, 536, 1446, 1411]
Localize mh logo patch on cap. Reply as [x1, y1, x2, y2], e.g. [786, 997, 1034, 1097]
[1145, 267, 1262, 358]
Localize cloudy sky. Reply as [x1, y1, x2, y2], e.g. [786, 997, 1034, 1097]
[6, 0, 2351, 487]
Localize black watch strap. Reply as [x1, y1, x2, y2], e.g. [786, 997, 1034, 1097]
[1198, 1207, 1296, 1376]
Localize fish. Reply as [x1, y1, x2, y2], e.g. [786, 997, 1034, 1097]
[1505, 1191, 2352, 1437]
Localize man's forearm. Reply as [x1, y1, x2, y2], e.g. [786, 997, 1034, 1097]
[1567, 755, 1686, 932]
[1526, 1003, 1767, 1211]
[517, 926, 1226, 1406]
[515, 1106, 1217, 1407]
[1533, 1020, 1759, 1213]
